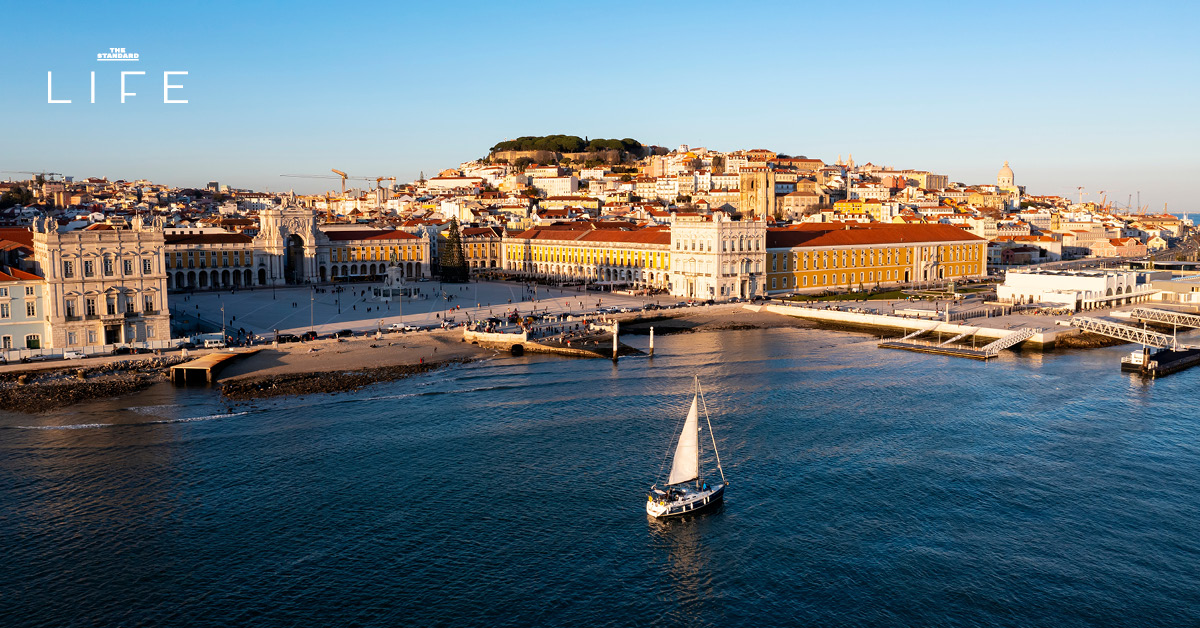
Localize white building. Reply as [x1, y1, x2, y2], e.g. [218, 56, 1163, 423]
[997, 269, 1156, 311]
[669, 214, 767, 299]
[532, 176, 578, 197]
[31, 215, 171, 349]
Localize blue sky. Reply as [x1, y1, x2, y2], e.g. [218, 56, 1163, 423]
[2, 0, 1198, 212]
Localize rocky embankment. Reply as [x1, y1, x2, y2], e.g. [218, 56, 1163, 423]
[1054, 332, 1129, 349]
[219, 357, 474, 400]
[0, 356, 186, 413]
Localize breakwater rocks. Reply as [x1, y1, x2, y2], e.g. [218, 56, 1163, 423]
[1054, 332, 1128, 349]
[219, 358, 474, 401]
[0, 356, 187, 413]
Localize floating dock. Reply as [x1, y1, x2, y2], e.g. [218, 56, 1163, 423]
[1121, 347, 1200, 378]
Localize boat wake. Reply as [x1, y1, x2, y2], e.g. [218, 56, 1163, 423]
[5, 411, 249, 430]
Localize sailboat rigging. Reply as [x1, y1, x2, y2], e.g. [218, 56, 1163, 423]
[646, 377, 727, 518]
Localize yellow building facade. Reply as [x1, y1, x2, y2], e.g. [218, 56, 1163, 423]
[504, 225, 672, 288]
[764, 224, 987, 293]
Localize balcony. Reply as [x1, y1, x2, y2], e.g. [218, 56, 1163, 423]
[65, 315, 83, 322]
[124, 311, 140, 319]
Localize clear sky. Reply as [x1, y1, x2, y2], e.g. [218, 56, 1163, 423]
[2, 0, 1197, 212]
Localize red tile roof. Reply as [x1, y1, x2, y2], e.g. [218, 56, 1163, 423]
[323, 229, 419, 242]
[767, 223, 982, 249]
[0, 228, 33, 247]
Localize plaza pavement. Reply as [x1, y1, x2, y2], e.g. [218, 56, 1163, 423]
[174, 280, 680, 338]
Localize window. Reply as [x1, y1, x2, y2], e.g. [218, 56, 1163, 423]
[66, 300, 76, 317]
[103, 257, 114, 276]
[144, 295, 154, 313]
[25, 334, 40, 350]
[84, 260, 95, 277]
[1, 336, 9, 349]
[125, 299, 135, 314]
[0, 303, 7, 318]
[67, 332, 77, 346]
[25, 301, 35, 318]
[143, 259, 152, 274]
[771, 278, 777, 289]
[25, 286, 34, 296]
[123, 259, 133, 275]
[148, 326, 155, 338]
[63, 261, 74, 278]
[106, 298, 116, 316]
[87, 330, 97, 344]
[0, 288, 6, 297]
[86, 298, 96, 316]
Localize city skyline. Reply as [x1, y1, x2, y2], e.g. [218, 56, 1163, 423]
[3, 1, 1198, 210]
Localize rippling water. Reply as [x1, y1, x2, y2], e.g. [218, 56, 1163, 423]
[3, 329, 1200, 627]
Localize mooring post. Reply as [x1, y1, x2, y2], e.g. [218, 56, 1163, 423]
[649, 326, 654, 357]
[612, 320, 619, 362]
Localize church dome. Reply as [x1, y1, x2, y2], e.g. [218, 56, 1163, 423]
[998, 161, 1014, 184]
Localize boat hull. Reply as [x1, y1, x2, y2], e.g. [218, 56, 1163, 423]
[646, 484, 725, 519]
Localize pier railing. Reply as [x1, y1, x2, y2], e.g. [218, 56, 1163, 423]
[980, 328, 1038, 356]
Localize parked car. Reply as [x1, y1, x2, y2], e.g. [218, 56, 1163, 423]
[332, 329, 355, 338]
[110, 347, 137, 355]
[387, 323, 416, 332]
[276, 333, 301, 343]
[301, 330, 318, 341]
[63, 350, 87, 360]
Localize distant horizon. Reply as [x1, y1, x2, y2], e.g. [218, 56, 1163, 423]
[3, 0, 1196, 212]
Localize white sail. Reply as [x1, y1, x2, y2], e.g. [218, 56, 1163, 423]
[667, 395, 700, 485]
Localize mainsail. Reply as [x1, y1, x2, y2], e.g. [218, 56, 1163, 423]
[667, 395, 700, 485]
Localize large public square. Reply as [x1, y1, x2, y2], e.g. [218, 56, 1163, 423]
[171, 279, 679, 338]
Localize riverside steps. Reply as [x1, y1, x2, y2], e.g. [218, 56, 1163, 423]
[171, 350, 260, 385]
[752, 303, 1061, 358]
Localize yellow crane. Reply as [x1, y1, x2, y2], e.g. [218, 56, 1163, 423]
[331, 169, 348, 196]
[280, 170, 375, 197]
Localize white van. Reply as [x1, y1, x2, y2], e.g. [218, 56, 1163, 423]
[202, 339, 227, 349]
[64, 350, 86, 360]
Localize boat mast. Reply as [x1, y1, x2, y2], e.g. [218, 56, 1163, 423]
[697, 377, 726, 484]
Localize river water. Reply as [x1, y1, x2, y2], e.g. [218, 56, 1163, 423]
[3, 328, 1199, 627]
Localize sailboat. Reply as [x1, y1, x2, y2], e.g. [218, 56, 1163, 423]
[646, 377, 727, 519]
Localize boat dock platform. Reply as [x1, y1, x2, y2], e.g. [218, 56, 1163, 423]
[170, 350, 259, 385]
[1122, 347, 1200, 378]
[753, 304, 1051, 358]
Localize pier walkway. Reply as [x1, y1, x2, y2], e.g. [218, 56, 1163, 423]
[171, 350, 259, 385]
[1128, 308, 1200, 329]
[1069, 317, 1185, 350]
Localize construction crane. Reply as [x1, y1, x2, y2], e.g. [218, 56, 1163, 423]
[280, 171, 374, 197]
[2, 170, 63, 182]
[330, 169, 348, 195]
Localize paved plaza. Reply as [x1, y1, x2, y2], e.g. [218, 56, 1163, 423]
[173, 280, 679, 338]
